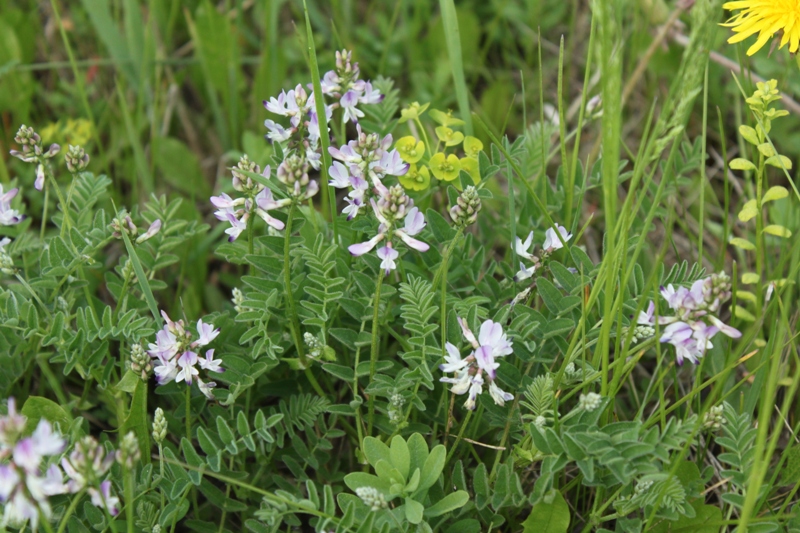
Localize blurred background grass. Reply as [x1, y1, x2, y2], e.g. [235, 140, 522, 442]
[1, 0, 799, 315]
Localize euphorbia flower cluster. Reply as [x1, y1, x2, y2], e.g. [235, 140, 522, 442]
[328, 126, 409, 220]
[638, 272, 741, 365]
[440, 319, 515, 410]
[348, 184, 429, 275]
[148, 311, 224, 398]
[0, 398, 65, 529]
[514, 224, 572, 281]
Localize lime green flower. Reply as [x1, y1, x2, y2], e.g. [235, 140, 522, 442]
[396, 136, 425, 163]
[399, 102, 430, 123]
[435, 126, 464, 147]
[430, 153, 461, 182]
[429, 109, 465, 127]
[399, 164, 431, 191]
[464, 136, 483, 159]
[460, 157, 480, 185]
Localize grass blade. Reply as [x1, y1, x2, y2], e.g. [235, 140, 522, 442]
[439, 0, 472, 135]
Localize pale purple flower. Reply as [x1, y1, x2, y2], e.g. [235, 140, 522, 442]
[515, 262, 537, 281]
[440, 319, 514, 410]
[135, 219, 162, 244]
[376, 245, 399, 276]
[643, 272, 740, 365]
[0, 403, 67, 530]
[375, 150, 409, 176]
[35, 164, 45, 191]
[329, 161, 352, 188]
[514, 232, 534, 260]
[543, 224, 572, 251]
[360, 81, 384, 105]
[264, 119, 293, 143]
[0, 186, 24, 226]
[195, 320, 220, 347]
[348, 233, 384, 256]
[176, 351, 200, 385]
[89, 480, 120, 516]
[199, 349, 224, 373]
[223, 211, 248, 242]
[149, 312, 224, 398]
[341, 91, 365, 123]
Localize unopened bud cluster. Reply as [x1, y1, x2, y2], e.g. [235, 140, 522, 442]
[66, 145, 90, 173]
[277, 153, 317, 199]
[232, 154, 263, 194]
[387, 393, 405, 426]
[130, 344, 152, 381]
[152, 408, 167, 444]
[0, 239, 15, 276]
[578, 392, 602, 412]
[303, 332, 324, 359]
[232, 287, 247, 314]
[355, 487, 388, 511]
[449, 186, 482, 228]
[703, 405, 726, 430]
[116, 432, 140, 468]
[376, 184, 412, 224]
[10, 124, 61, 191]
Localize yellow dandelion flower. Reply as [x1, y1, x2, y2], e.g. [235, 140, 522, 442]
[723, 1, 800, 56]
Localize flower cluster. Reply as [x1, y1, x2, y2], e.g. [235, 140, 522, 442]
[0, 185, 24, 226]
[210, 155, 295, 242]
[439, 319, 514, 410]
[9, 125, 61, 191]
[61, 436, 119, 516]
[147, 311, 224, 398]
[0, 398, 66, 529]
[320, 49, 383, 124]
[110, 209, 162, 244]
[348, 184, 429, 275]
[328, 127, 409, 220]
[394, 106, 483, 191]
[638, 272, 742, 365]
[449, 185, 482, 228]
[514, 224, 572, 281]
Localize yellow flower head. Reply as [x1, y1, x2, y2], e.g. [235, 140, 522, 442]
[464, 136, 483, 159]
[723, 0, 800, 56]
[429, 153, 461, 182]
[399, 102, 430, 123]
[459, 157, 480, 185]
[429, 109, 465, 127]
[435, 126, 464, 147]
[399, 164, 431, 191]
[396, 136, 425, 163]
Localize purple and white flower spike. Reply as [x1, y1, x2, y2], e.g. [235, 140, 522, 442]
[439, 318, 515, 410]
[513, 223, 572, 282]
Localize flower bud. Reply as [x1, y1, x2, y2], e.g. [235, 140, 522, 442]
[355, 487, 388, 512]
[449, 185, 482, 228]
[152, 408, 167, 444]
[135, 219, 162, 244]
[578, 392, 602, 412]
[116, 432, 140, 468]
[130, 344, 152, 381]
[66, 145, 90, 173]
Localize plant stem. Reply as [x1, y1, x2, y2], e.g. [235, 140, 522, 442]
[124, 467, 135, 533]
[367, 270, 384, 436]
[56, 490, 85, 533]
[283, 203, 306, 364]
[185, 384, 192, 442]
[445, 409, 472, 465]
[435, 228, 463, 358]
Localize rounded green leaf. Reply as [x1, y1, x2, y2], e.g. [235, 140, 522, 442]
[390, 435, 411, 480]
[764, 224, 792, 238]
[737, 199, 758, 222]
[765, 155, 792, 170]
[419, 445, 446, 490]
[730, 237, 756, 250]
[741, 273, 760, 285]
[404, 498, 425, 524]
[764, 185, 789, 203]
[738, 125, 760, 145]
[729, 158, 756, 171]
[522, 489, 570, 533]
[362, 436, 391, 468]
